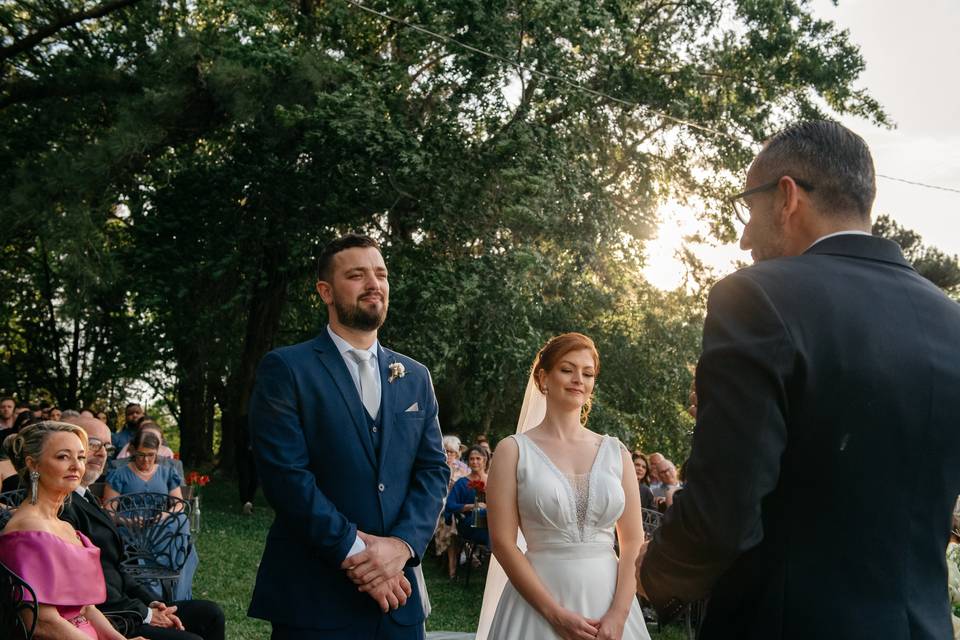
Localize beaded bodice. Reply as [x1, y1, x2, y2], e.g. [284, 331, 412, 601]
[513, 433, 625, 548]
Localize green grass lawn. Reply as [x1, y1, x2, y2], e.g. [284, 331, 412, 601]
[192, 477, 686, 638]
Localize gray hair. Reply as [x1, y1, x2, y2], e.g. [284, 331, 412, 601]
[60, 409, 81, 418]
[756, 120, 876, 220]
[442, 435, 462, 453]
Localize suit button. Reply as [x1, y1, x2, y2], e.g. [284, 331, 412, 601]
[372, 426, 378, 433]
[378, 483, 385, 492]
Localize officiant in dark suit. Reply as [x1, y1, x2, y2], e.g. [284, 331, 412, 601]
[60, 415, 224, 640]
[247, 234, 449, 640]
[638, 120, 960, 639]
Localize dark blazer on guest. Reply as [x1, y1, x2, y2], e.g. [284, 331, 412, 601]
[247, 330, 449, 632]
[61, 491, 155, 628]
[641, 234, 960, 639]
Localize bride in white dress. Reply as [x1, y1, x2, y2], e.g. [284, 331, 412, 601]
[478, 333, 650, 640]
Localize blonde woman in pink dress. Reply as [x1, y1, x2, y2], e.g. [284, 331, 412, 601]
[0, 421, 145, 640]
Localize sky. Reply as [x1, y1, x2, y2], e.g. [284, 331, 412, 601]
[642, 0, 960, 290]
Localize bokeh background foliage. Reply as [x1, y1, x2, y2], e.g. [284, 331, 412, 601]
[1, 0, 892, 465]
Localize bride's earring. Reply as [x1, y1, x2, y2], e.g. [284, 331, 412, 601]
[29, 470, 40, 504]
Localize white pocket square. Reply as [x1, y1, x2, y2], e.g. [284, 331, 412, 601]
[404, 403, 419, 412]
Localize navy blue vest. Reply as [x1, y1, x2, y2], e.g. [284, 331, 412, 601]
[364, 409, 382, 455]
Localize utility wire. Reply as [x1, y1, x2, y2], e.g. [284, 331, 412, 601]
[342, 0, 960, 198]
[341, 0, 738, 140]
[878, 174, 960, 195]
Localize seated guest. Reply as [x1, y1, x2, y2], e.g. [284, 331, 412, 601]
[0, 421, 136, 640]
[646, 451, 665, 491]
[104, 431, 183, 501]
[112, 403, 144, 453]
[631, 450, 655, 509]
[62, 415, 224, 640]
[1, 413, 41, 491]
[434, 435, 471, 579]
[0, 446, 17, 486]
[116, 421, 175, 460]
[444, 445, 491, 578]
[652, 460, 681, 510]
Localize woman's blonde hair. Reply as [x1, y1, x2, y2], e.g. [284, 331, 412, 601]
[3, 421, 89, 500]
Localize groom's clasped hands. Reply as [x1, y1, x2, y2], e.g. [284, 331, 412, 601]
[341, 530, 414, 613]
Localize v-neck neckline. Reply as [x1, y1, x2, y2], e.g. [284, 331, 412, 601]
[521, 433, 607, 478]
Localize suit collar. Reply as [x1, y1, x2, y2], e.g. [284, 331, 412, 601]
[376, 345, 398, 470]
[314, 331, 378, 467]
[74, 486, 120, 537]
[803, 233, 912, 269]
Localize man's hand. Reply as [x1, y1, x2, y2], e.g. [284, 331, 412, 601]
[635, 541, 649, 600]
[364, 574, 413, 613]
[148, 602, 184, 630]
[341, 531, 412, 589]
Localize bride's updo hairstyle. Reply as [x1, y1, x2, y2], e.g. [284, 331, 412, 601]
[3, 421, 89, 499]
[532, 332, 600, 424]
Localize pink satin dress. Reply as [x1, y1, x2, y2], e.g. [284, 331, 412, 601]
[0, 529, 107, 639]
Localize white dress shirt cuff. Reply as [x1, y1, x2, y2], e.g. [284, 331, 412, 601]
[346, 533, 366, 558]
[144, 607, 153, 624]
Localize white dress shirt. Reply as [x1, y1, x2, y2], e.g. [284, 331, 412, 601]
[805, 229, 871, 252]
[326, 326, 411, 561]
[327, 325, 381, 405]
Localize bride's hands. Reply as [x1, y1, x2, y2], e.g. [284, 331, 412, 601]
[595, 609, 627, 640]
[547, 606, 600, 640]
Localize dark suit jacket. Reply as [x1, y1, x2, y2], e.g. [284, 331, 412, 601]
[247, 330, 449, 630]
[641, 234, 960, 639]
[61, 491, 154, 628]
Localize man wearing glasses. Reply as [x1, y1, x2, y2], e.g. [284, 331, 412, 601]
[61, 415, 225, 640]
[638, 120, 960, 640]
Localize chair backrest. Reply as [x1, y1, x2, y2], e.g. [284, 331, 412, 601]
[641, 507, 663, 540]
[102, 492, 193, 572]
[0, 490, 26, 531]
[0, 559, 39, 640]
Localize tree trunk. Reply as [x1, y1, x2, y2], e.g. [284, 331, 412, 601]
[176, 347, 212, 467]
[218, 255, 290, 475]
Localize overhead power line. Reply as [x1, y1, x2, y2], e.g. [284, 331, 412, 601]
[878, 174, 960, 195]
[341, 0, 960, 198]
[340, 0, 737, 139]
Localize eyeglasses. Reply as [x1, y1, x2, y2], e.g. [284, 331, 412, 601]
[133, 452, 157, 460]
[87, 439, 116, 455]
[728, 177, 815, 225]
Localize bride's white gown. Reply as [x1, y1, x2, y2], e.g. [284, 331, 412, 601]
[485, 433, 650, 639]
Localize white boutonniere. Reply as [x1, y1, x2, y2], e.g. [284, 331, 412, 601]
[388, 362, 406, 383]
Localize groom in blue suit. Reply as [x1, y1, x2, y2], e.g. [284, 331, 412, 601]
[248, 234, 449, 639]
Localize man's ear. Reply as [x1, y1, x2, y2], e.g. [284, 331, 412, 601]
[316, 280, 333, 305]
[776, 175, 803, 226]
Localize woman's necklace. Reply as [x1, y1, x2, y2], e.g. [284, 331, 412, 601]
[131, 464, 156, 480]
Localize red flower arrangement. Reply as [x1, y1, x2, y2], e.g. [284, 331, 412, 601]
[466, 478, 487, 528]
[185, 471, 211, 494]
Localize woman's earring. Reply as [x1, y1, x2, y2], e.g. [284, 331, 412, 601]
[29, 471, 40, 504]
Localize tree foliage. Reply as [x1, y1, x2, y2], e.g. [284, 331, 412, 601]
[873, 214, 960, 300]
[1, 0, 890, 465]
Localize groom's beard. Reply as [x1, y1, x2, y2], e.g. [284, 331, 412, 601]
[335, 294, 387, 331]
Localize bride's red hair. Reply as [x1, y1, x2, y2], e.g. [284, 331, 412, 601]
[532, 332, 600, 424]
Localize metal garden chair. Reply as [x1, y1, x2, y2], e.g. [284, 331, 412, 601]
[102, 492, 192, 602]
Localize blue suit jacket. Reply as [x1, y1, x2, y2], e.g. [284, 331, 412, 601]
[247, 330, 449, 630]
